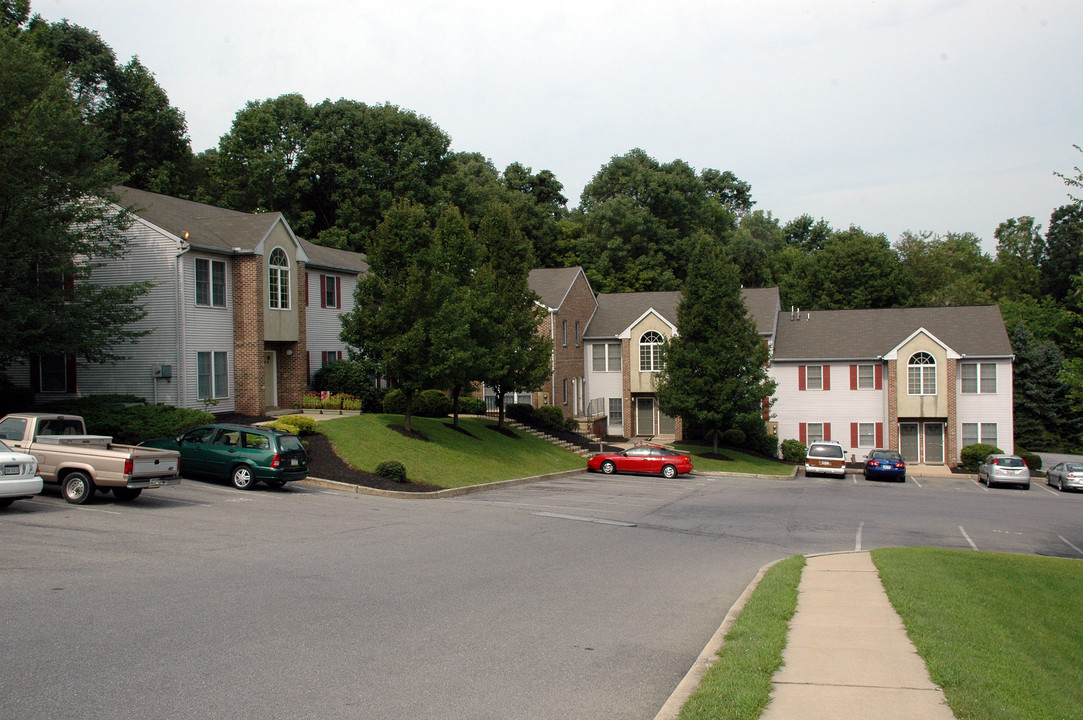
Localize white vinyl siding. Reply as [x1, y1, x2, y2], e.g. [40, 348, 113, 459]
[306, 270, 357, 373]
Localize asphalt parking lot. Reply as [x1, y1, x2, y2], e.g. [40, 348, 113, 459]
[2, 470, 1081, 719]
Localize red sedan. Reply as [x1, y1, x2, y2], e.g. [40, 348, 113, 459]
[587, 444, 693, 479]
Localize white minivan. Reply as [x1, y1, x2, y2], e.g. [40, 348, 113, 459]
[805, 441, 847, 477]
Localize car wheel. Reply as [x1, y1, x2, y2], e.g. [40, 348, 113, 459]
[1059, 477, 1066, 492]
[600, 460, 616, 475]
[661, 464, 677, 479]
[61, 471, 95, 505]
[230, 465, 255, 490]
[1021, 483, 1031, 490]
[112, 487, 142, 501]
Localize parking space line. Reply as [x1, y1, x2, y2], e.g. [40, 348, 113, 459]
[910, 477, 922, 488]
[959, 525, 979, 550]
[1036, 483, 1059, 496]
[1059, 535, 1083, 557]
[855, 521, 864, 551]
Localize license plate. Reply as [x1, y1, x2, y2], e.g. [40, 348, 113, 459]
[4, 465, 18, 475]
[290, 458, 298, 466]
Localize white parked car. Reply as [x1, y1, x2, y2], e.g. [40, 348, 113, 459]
[0, 438, 43, 509]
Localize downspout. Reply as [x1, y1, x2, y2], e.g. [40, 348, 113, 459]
[176, 240, 190, 409]
[549, 308, 557, 406]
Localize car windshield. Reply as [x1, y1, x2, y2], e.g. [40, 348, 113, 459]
[809, 444, 843, 458]
[277, 435, 303, 452]
[870, 451, 902, 461]
[1066, 464, 1083, 472]
[996, 457, 1025, 468]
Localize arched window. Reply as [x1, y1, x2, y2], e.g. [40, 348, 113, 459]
[639, 330, 664, 372]
[907, 352, 936, 395]
[268, 247, 290, 310]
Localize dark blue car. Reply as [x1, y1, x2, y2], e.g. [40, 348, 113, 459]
[863, 449, 906, 482]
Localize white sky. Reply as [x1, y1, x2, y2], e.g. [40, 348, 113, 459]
[36, 0, 1083, 249]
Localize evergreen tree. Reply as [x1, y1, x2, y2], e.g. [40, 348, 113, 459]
[1010, 322, 1079, 452]
[656, 238, 776, 453]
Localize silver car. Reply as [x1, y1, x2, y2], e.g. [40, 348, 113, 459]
[1046, 462, 1083, 493]
[0, 439, 43, 509]
[978, 454, 1031, 490]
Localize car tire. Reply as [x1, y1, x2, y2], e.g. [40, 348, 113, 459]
[112, 487, 142, 501]
[61, 471, 95, 505]
[661, 464, 677, 479]
[601, 460, 616, 475]
[230, 465, 255, 490]
[1059, 477, 1066, 492]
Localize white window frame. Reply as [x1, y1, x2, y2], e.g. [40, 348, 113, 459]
[639, 331, 664, 372]
[591, 342, 622, 373]
[323, 274, 339, 309]
[195, 258, 226, 308]
[608, 398, 623, 429]
[907, 352, 936, 395]
[962, 422, 997, 447]
[858, 422, 875, 447]
[268, 247, 290, 310]
[806, 422, 824, 444]
[857, 364, 875, 390]
[961, 362, 997, 394]
[806, 364, 824, 391]
[197, 351, 229, 400]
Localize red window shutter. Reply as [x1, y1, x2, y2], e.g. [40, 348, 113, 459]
[875, 422, 884, 447]
[798, 365, 806, 391]
[799, 423, 807, 444]
[851, 423, 858, 448]
[320, 275, 327, 308]
[824, 422, 831, 441]
[850, 365, 857, 390]
[823, 366, 831, 391]
[336, 278, 342, 308]
[875, 366, 883, 390]
[321, 351, 328, 366]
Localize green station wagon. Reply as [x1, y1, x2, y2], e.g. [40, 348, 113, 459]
[143, 424, 308, 490]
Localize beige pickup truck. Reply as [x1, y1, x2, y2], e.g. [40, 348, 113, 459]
[0, 412, 181, 504]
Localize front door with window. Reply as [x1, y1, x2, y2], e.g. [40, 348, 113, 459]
[899, 423, 919, 463]
[636, 397, 655, 436]
[264, 351, 277, 409]
[899, 421, 945, 464]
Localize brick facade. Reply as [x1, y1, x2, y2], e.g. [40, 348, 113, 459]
[548, 274, 598, 418]
[232, 255, 264, 416]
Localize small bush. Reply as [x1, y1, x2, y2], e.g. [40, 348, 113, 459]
[760, 433, 780, 458]
[271, 414, 319, 436]
[781, 439, 806, 463]
[414, 389, 452, 418]
[535, 404, 565, 431]
[457, 396, 487, 415]
[563, 416, 580, 433]
[382, 389, 407, 414]
[960, 443, 1003, 471]
[1016, 448, 1042, 471]
[505, 403, 536, 424]
[375, 460, 407, 483]
[311, 358, 386, 412]
[721, 428, 746, 447]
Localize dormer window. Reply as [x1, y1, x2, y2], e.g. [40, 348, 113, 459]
[268, 247, 290, 310]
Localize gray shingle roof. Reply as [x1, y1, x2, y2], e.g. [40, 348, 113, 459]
[114, 186, 368, 274]
[584, 287, 779, 338]
[771, 305, 1012, 361]
[528, 267, 588, 309]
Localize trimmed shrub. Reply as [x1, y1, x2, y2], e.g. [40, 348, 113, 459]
[563, 416, 580, 433]
[960, 443, 1003, 471]
[1016, 448, 1042, 471]
[375, 460, 407, 483]
[414, 389, 452, 418]
[457, 396, 487, 415]
[505, 403, 536, 424]
[721, 428, 746, 447]
[311, 358, 387, 412]
[382, 389, 407, 414]
[781, 439, 807, 463]
[271, 414, 319, 436]
[535, 404, 565, 431]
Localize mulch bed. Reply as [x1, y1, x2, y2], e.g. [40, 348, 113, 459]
[215, 413, 441, 493]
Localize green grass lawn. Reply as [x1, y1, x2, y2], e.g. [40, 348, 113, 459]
[873, 548, 1083, 720]
[317, 413, 584, 488]
[673, 441, 795, 476]
[678, 555, 805, 720]
[678, 549, 1082, 720]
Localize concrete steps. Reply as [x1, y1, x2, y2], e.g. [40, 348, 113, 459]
[505, 420, 598, 458]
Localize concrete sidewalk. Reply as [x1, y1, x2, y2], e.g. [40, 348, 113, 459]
[760, 552, 956, 720]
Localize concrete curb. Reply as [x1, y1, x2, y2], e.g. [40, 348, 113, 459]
[298, 469, 584, 499]
[653, 557, 785, 720]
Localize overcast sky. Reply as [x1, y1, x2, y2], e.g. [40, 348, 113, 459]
[36, 0, 1083, 249]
